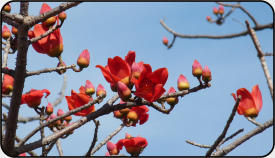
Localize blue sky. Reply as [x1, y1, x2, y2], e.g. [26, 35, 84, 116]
[1, 1, 273, 156]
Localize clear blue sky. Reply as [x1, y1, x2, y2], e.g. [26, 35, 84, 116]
[2, 2, 273, 156]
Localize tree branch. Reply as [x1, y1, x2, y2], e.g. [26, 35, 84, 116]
[52, 74, 67, 107]
[245, 20, 273, 100]
[26, 64, 77, 77]
[246, 117, 263, 126]
[205, 95, 241, 156]
[56, 139, 63, 156]
[85, 120, 100, 156]
[212, 118, 273, 156]
[186, 140, 211, 149]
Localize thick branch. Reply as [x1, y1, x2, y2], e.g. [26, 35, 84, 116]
[212, 118, 273, 156]
[160, 19, 272, 39]
[56, 139, 63, 156]
[205, 96, 241, 156]
[3, 2, 29, 155]
[245, 20, 273, 100]
[1, 12, 23, 27]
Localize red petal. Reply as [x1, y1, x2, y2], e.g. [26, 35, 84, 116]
[125, 50, 136, 67]
[40, 3, 52, 14]
[96, 65, 114, 83]
[108, 56, 130, 82]
[150, 68, 168, 85]
[251, 85, 263, 112]
[237, 88, 256, 115]
[152, 84, 165, 102]
[116, 139, 125, 151]
[79, 86, 85, 94]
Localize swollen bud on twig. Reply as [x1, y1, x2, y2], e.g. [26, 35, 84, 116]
[113, 110, 124, 119]
[162, 36, 169, 45]
[107, 141, 119, 155]
[58, 11, 67, 22]
[127, 111, 138, 124]
[64, 115, 72, 122]
[177, 74, 189, 91]
[3, 4, 11, 13]
[117, 81, 132, 101]
[77, 49, 90, 69]
[192, 59, 203, 78]
[42, 16, 56, 28]
[202, 65, 212, 83]
[85, 80, 95, 95]
[206, 16, 211, 22]
[166, 87, 178, 106]
[45, 103, 53, 115]
[218, 5, 224, 15]
[125, 133, 132, 139]
[2, 25, 11, 40]
[11, 27, 18, 36]
[96, 84, 106, 98]
[213, 7, 218, 14]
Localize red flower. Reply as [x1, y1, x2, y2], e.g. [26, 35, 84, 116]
[65, 86, 95, 116]
[232, 85, 263, 117]
[96, 51, 135, 87]
[28, 3, 63, 57]
[116, 135, 148, 156]
[134, 64, 168, 102]
[131, 105, 149, 126]
[2, 74, 14, 95]
[21, 89, 50, 108]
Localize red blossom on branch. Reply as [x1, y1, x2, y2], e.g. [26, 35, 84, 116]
[21, 89, 50, 108]
[65, 86, 95, 116]
[232, 85, 263, 118]
[134, 64, 168, 102]
[2, 25, 11, 40]
[116, 135, 148, 156]
[2, 73, 14, 95]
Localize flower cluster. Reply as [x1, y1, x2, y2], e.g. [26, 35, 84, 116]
[113, 100, 149, 126]
[106, 133, 148, 156]
[206, 5, 225, 25]
[232, 85, 263, 118]
[65, 80, 106, 116]
[97, 51, 168, 103]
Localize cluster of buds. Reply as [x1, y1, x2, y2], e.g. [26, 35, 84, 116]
[206, 5, 225, 25]
[83, 80, 106, 98]
[40, 4, 67, 29]
[45, 105, 73, 133]
[192, 59, 212, 84]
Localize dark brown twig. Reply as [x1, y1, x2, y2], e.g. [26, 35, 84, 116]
[85, 120, 100, 156]
[205, 95, 241, 156]
[218, 128, 244, 147]
[52, 74, 67, 107]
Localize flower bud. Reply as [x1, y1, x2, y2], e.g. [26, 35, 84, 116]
[177, 74, 189, 91]
[113, 110, 124, 118]
[42, 16, 56, 28]
[127, 111, 138, 123]
[117, 81, 132, 101]
[206, 16, 211, 22]
[2, 25, 11, 40]
[57, 109, 65, 117]
[12, 27, 18, 36]
[202, 65, 212, 83]
[3, 4, 11, 13]
[131, 62, 144, 80]
[162, 36, 168, 45]
[192, 59, 203, 77]
[57, 60, 66, 75]
[77, 49, 90, 68]
[125, 133, 132, 139]
[85, 80, 95, 95]
[64, 115, 72, 122]
[46, 103, 53, 115]
[213, 7, 218, 14]
[2, 73, 14, 95]
[166, 87, 178, 106]
[58, 11, 67, 22]
[107, 141, 119, 155]
[218, 5, 224, 14]
[96, 84, 106, 98]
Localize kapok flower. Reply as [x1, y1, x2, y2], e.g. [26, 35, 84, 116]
[107, 141, 119, 155]
[218, 5, 224, 14]
[77, 49, 90, 68]
[202, 65, 212, 83]
[2, 25, 11, 40]
[28, 3, 63, 57]
[130, 105, 149, 126]
[231, 85, 263, 118]
[21, 89, 50, 108]
[85, 80, 95, 95]
[65, 87, 95, 116]
[166, 87, 178, 106]
[46, 103, 53, 115]
[177, 74, 189, 91]
[117, 81, 132, 101]
[162, 36, 168, 45]
[116, 135, 148, 156]
[96, 84, 106, 98]
[2, 74, 14, 95]
[192, 59, 203, 77]
[96, 51, 135, 87]
[3, 3, 11, 12]
[213, 7, 218, 14]
[134, 64, 168, 102]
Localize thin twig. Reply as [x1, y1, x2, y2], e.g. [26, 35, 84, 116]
[205, 95, 241, 156]
[218, 128, 244, 147]
[263, 52, 273, 56]
[40, 107, 46, 156]
[246, 117, 262, 126]
[85, 120, 100, 156]
[212, 118, 273, 156]
[52, 74, 67, 107]
[186, 140, 211, 148]
[56, 139, 63, 156]
[26, 64, 77, 77]
[90, 124, 124, 156]
[245, 20, 273, 100]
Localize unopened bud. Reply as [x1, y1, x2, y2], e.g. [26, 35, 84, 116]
[166, 87, 178, 106]
[85, 80, 95, 95]
[58, 11, 67, 22]
[2, 25, 11, 40]
[117, 81, 132, 101]
[202, 65, 212, 83]
[77, 49, 90, 69]
[192, 59, 203, 77]
[162, 36, 168, 45]
[46, 103, 53, 115]
[177, 74, 189, 91]
[42, 16, 56, 28]
[96, 84, 106, 98]
[3, 4, 11, 13]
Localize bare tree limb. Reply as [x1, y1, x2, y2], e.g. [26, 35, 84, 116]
[186, 140, 211, 149]
[212, 118, 273, 156]
[26, 64, 77, 77]
[90, 124, 124, 156]
[264, 52, 273, 56]
[160, 19, 272, 39]
[245, 20, 273, 100]
[246, 117, 263, 126]
[205, 95, 241, 156]
[218, 128, 244, 147]
[85, 120, 100, 156]
[52, 74, 67, 107]
[1, 12, 23, 27]
[3, 2, 30, 155]
[56, 139, 63, 156]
